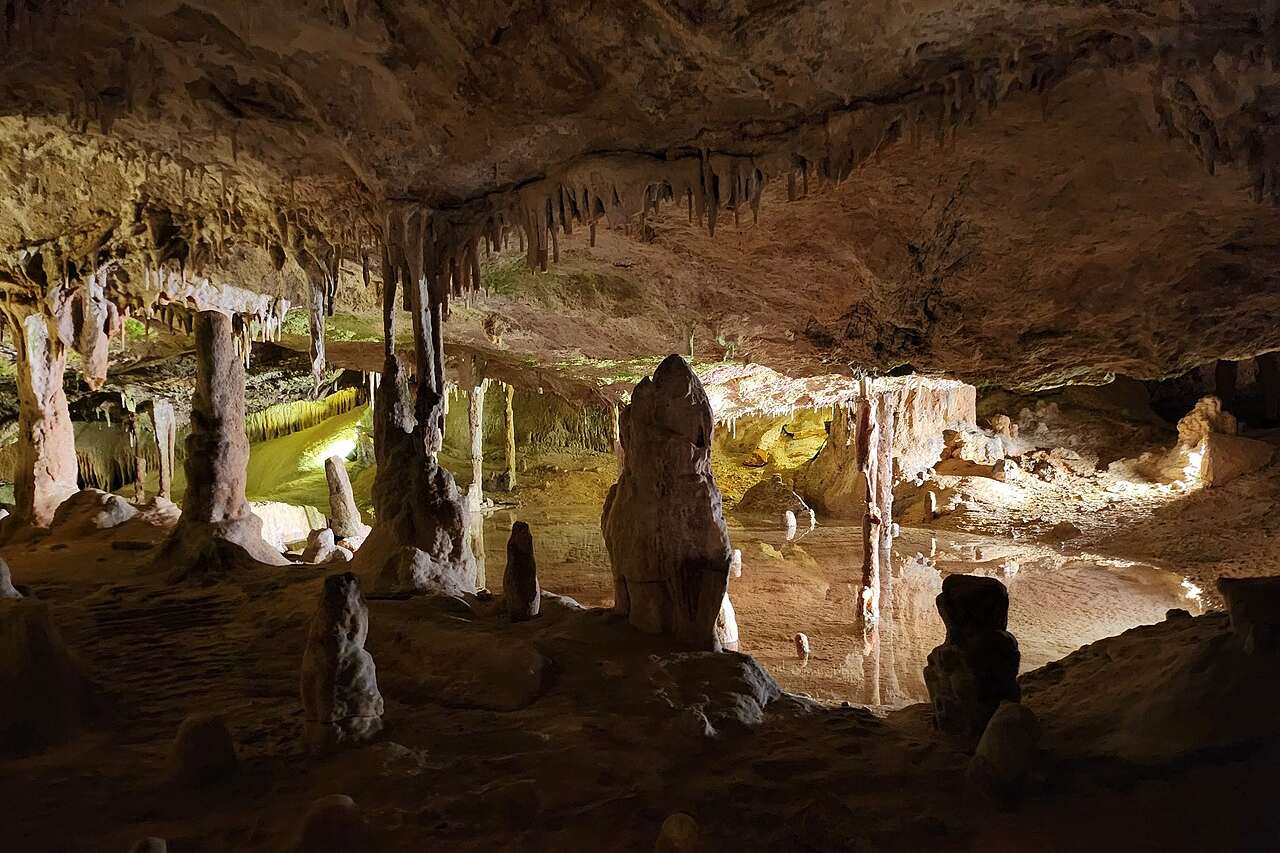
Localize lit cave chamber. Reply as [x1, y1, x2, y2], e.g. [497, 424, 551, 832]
[1, 3, 1279, 852]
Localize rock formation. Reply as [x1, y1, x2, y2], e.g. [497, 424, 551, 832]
[0, 599, 97, 752]
[602, 355, 732, 650]
[51, 489, 137, 535]
[300, 573, 384, 746]
[168, 714, 239, 787]
[1218, 577, 1280, 654]
[157, 311, 288, 577]
[503, 521, 540, 622]
[354, 354, 476, 595]
[138, 398, 178, 502]
[735, 474, 816, 529]
[967, 701, 1040, 805]
[715, 594, 740, 652]
[295, 795, 371, 853]
[0, 558, 21, 599]
[923, 574, 1021, 738]
[303, 528, 352, 565]
[6, 310, 78, 530]
[794, 632, 811, 660]
[323, 456, 367, 541]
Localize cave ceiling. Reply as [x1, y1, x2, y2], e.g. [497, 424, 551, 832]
[2, 0, 1279, 389]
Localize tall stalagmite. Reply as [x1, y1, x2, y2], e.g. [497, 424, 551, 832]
[601, 354, 731, 649]
[324, 456, 366, 540]
[158, 312, 287, 575]
[144, 398, 178, 501]
[8, 310, 78, 529]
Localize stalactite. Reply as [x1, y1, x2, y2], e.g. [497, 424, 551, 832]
[243, 388, 363, 445]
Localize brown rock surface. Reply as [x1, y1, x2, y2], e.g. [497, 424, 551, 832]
[602, 355, 731, 649]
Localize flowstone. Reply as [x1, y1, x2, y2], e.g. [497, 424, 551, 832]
[602, 355, 732, 650]
[300, 573, 384, 746]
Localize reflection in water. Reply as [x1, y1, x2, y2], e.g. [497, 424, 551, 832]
[481, 508, 1200, 706]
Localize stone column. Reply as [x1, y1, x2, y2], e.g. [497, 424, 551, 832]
[1258, 352, 1280, 424]
[308, 277, 326, 395]
[159, 311, 287, 575]
[503, 383, 517, 491]
[324, 456, 366, 540]
[610, 401, 622, 472]
[467, 380, 486, 511]
[130, 415, 147, 503]
[9, 311, 78, 528]
[145, 398, 177, 501]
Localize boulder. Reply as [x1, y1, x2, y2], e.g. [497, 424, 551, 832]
[168, 713, 238, 787]
[302, 528, 351, 564]
[374, 545, 475, 597]
[1218, 576, 1280, 653]
[51, 488, 137, 534]
[735, 474, 816, 529]
[295, 795, 370, 853]
[503, 521, 540, 621]
[1200, 433, 1274, 486]
[967, 700, 1040, 805]
[300, 573, 384, 746]
[923, 574, 1021, 738]
[655, 813, 702, 853]
[0, 599, 97, 752]
[602, 355, 732, 649]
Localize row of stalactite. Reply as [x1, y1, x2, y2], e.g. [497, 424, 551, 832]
[244, 387, 364, 444]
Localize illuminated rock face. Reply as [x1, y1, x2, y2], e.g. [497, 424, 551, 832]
[924, 574, 1021, 738]
[300, 573, 383, 747]
[602, 355, 732, 650]
[158, 311, 288, 576]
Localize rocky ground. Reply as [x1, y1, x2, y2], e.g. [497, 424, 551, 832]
[2, 502, 1278, 853]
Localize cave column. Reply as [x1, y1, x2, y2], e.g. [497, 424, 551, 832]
[855, 380, 882, 629]
[1258, 352, 1280, 424]
[8, 311, 78, 528]
[466, 375, 487, 512]
[159, 311, 287, 573]
[308, 275, 326, 395]
[129, 415, 147, 503]
[147, 398, 177, 501]
[503, 382, 517, 491]
[611, 401, 623, 471]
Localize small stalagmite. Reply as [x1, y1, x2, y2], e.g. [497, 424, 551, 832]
[0, 558, 22, 599]
[324, 455, 367, 541]
[157, 312, 288, 577]
[503, 521, 540, 621]
[794, 632, 811, 660]
[300, 573, 384, 746]
[923, 574, 1021, 738]
[168, 713, 239, 787]
[715, 593, 739, 651]
[602, 355, 732, 650]
[295, 794, 371, 853]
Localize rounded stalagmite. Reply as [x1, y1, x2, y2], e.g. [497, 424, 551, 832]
[503, 521, 540, 622]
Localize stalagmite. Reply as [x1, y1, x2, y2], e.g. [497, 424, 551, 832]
[324, 456, 366, 540]
[504, 382, 517, 491]
[601, 355, 731, 649]
[0, 557, 22, 599]
[795, 632, 811, 660]
[715, 593, 740, 651]
[923, 574, 1021, 738]
[300, 573, 383, 746]
[503, 521, 540, 621]
[7, 311, 78, 529]
[157, 311, 288, 576]
[168, 714, 239, 787]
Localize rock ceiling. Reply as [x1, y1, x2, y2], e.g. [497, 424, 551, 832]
[2, 0, 1280, 388]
